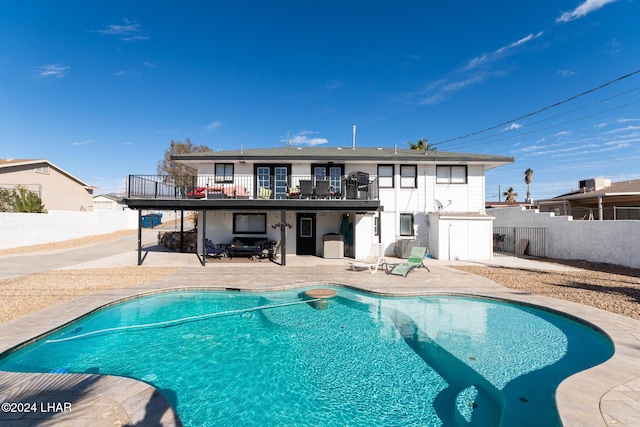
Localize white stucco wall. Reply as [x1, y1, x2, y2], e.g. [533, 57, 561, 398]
[201, 211, 349, 257]
[427, 213, 494, 261]
[353, 213, 376, 260]
[489, 207, 640, 269]
[0, 210, 139, 250]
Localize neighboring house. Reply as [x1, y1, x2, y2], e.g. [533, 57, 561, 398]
[537, 178, 640, 220]
[485, 201, 535, 209]
[93, 193, 127, 210]
[125, 147, 513, 262]
[0, 159, 94, 211]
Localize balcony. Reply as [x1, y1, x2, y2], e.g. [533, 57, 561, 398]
[127, 173, 379, 201]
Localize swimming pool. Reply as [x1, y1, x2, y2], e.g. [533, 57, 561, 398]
[0, 288, 614, 426]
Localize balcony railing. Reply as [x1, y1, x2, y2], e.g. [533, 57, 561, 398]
[128, 174, 379, 200]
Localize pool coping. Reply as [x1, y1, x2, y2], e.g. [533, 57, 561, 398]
[1, 265, 639, 426]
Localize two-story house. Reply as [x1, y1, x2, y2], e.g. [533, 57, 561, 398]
[125, 146, 513, 264]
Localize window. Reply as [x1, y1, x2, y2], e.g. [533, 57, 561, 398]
[377, 165, 394, 188]
[300, 218, 313, 237]
[255, 164, 291, 199]
[436, 165, 467, 184]
[399, 213, 414, 236]
[233, 213, 266, 234]
[400, 165, 417, 188]
[215, 163, 234, 183]
[312, 164, 344, 192]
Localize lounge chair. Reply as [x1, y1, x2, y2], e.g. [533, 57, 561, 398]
[315, 180, 330, 199]
[299, 180, 313, 199]
[388, 246, 430, 277]
[258, 186, 272, 199]
[186, 186, 206, 198]
[350, 257, 387, 273]
[205, 239, 226, 258]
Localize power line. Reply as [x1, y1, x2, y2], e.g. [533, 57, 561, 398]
[441, 87, 640, 150]
[443, 98, 640, 150]
[433, 68, 640, 148]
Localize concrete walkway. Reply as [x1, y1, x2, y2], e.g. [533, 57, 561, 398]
[0, 233, 638, 426]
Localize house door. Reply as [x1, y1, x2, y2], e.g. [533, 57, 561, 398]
[296, 213, 316, 255]
[256, 165, 289, 199]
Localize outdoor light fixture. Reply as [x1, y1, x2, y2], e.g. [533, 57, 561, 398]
[271, 222, 293, 230]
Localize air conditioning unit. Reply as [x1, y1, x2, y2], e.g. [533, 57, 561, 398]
[395, 239, 418, 258]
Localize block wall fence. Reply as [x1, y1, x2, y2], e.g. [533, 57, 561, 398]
[488, 207, 639, 269]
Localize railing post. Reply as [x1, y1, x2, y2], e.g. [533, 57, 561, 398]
[137, 209, 142, 266]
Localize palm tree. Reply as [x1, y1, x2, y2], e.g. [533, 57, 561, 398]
[502, 187, 518, 203]
[524, 168, 534, 202]
[408, 138, 436, 151]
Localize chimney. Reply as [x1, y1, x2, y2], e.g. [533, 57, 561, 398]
[352, 125, 356, 149]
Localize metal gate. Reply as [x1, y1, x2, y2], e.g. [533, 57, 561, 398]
[493, 227, 546, 257]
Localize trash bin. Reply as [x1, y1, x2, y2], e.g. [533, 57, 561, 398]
[141, 215, 152, 228]
[151, 213, 162, 226]
[323, 233, 344, 258]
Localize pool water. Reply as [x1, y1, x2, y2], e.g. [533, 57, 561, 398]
[0, 288, 613, 426]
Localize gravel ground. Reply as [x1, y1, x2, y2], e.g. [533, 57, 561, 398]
[452, 259, 640, 320]
[0, 230, 179, 323]
[0, 267, 179, 323]
[1, 231, 638, 323]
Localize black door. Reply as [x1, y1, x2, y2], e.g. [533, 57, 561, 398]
[296, 213, 316, 255]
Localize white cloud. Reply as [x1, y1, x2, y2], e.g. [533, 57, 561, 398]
[34, 64, 70, 78]
[205, 121, 222, 132]
[503, 123, 523, 132]
[287, 130, 329, 146]
[499, 32, 545, 53]
[520, 144, 547, 153]
[114, 68, 140, 77]
[558, 69, 578, 77]
[418, 72, 490, 105]
[417, 32, 543, 105]
[602, 125, 640, 134]
[95, 20, 148, 41]
[607, 38, 622, 54]
[554, 130, 572, 137]
[466, 32, 544, 70]
[557, 0, 618, 23]
[72, 139, 92, 146]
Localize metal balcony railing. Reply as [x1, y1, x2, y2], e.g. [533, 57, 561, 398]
[127, 174, 379, 200]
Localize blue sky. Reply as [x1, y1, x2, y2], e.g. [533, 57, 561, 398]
[1, 0, 639, 200]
